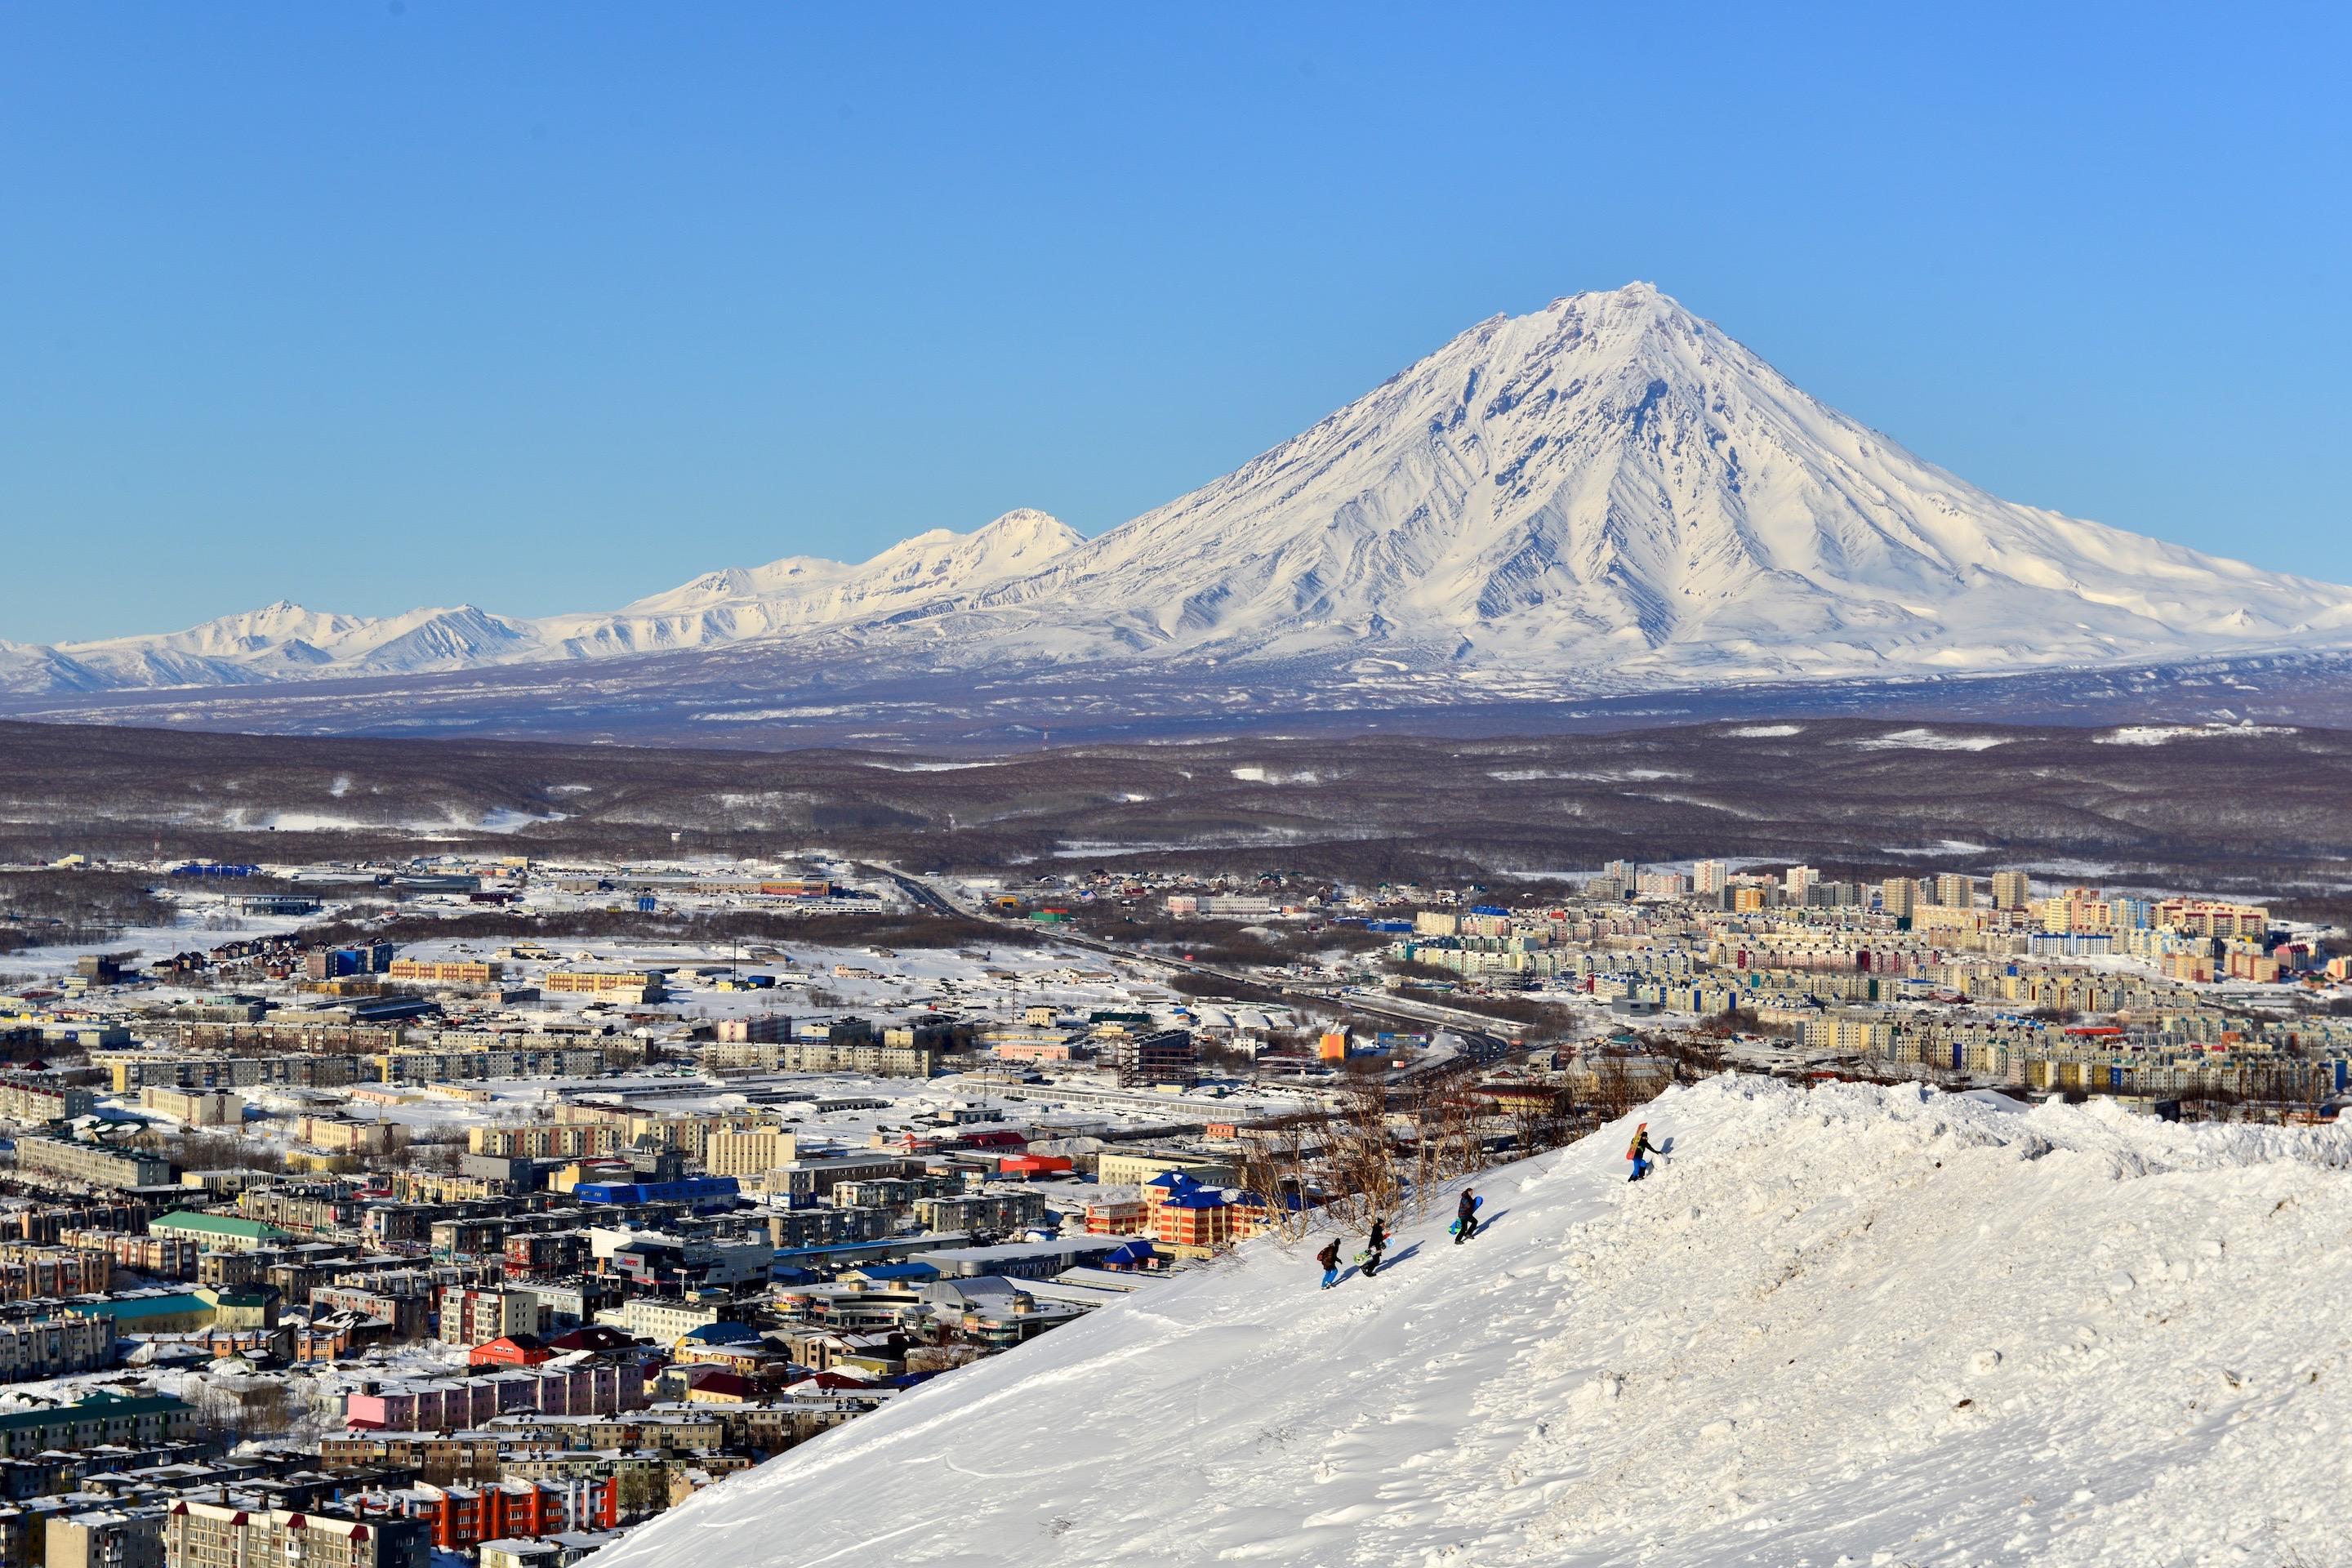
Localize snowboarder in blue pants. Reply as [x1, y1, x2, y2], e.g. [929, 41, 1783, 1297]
[1317, 1237, 1343, 1288]
[1627, 1122, 1660, 1182]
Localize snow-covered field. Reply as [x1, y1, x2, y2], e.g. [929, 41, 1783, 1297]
[587, 1076, 2352, 1567]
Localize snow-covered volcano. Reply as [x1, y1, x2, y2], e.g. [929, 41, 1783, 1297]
[11, 285, 2348, 697]
[942, 283, 2352, 679]
[583, 1076, 2352, 1567]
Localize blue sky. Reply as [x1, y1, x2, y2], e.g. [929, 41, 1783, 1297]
[2, 3, 2346, 644]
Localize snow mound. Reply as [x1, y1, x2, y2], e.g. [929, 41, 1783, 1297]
[2096, 724, 2301, 746]
[1850, 726, 2011, 751]
[584, 1077, 2352, 1567]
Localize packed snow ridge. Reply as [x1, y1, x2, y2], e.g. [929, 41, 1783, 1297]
[13, 283, 2351, 697]
[587, 1076, 2352, 1568]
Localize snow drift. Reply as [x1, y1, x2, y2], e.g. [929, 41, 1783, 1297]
[587, 1076, 2352, 1567]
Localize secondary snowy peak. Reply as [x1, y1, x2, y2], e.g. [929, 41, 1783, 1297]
[959, 283, 2352, 677]
[555, 509, 1084, 653]
[585, 1077, 2352, 1567]
[16, 511, 1082, 689]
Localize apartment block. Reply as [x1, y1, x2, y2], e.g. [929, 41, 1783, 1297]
[16, 1137, 174, 1190]
[386, 958, 506, 986]
[0, 1243, 110, 1300]
[0, 1392, 193, 1458]
[163, 1502, 426, 1568]
[1112, 1030, 1196, 1089]
[136, 1087, 243, 1126]
[0, 1315, 117, 1381]
[60, 1228, 201, 1279]
[344, 1363, 644, 1431]
[702, 1127, 796, 1177]
[0, 1077, 97, 1125]
[541, 971, 666, 1002]
[439, 1286, 549, 1348]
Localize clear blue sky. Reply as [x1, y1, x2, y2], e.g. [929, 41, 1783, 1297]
[3, 3, 2347, 644]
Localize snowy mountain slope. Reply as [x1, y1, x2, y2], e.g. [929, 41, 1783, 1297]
[531, 508, 1083, 660]
[14, 285, 2350, 701]
[586, 1076, 2352, 1567]
[938, 283, 2352, 679]
[6, 511, 1080, 693]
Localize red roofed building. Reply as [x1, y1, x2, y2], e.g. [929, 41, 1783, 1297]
[470, 1334, 553, 1369]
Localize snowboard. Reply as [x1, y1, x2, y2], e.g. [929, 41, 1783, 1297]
[1448, 1194, 1485, 1235]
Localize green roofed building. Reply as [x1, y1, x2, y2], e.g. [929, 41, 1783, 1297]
[0, 1390, 194, 1458]
[146, 1212, 289, 1253]
[62, 1292, 216, 1333]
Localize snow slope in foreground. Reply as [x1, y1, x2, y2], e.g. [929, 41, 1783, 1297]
[587, 1078, 2352, 1567]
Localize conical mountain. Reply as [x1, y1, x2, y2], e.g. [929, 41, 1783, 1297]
[945, 283, 2352, 680]
[11, 286, 2349, 698]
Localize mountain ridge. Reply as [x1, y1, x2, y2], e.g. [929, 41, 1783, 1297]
[9, 284, 2345, 699]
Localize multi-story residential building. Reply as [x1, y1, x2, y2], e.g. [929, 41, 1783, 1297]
[471, 1123, 626, 1160]
[710, 1014, 791, 1045]
[595, 1298, 723, 1344]
[764, 1040, 937, 1076]
[15, 1138, 173, 1191]
[913, 1192, 1049, 1235]
[0, 1244, 110, 1300]
[376, 1046, 629, 1085]
[439, 1286, 548, 1348]
[0, 1315, 117, 1381]
[1801, 1013, 1895, 1055]
[385, 958, 505, 986]
[367, 1480, 616, 1553]
[1693, 860, 1728, 896]
[48, 1507, 166, 1568]
[344, 1364, 645, 1431]
[96, 1050, 372, 1093]
[0, 1076, 98, 1125]
[319, 1433, 501, 1486]
[0, 1391, 193, 1458]
[702, 1127, 795, 1178]
[135, 1087, 243, 1126]
[163, 1501, 426, 1568]
[1879, 877, 1919, 919]
[1933, 873, 1976, 909]
[541, 970, 666, 1001]
[149, 1211, 292, 1254]
[1991, 871, 2034, 911]
[2157, 898, 2270, 940]
[296, 1117, 395, 1155]
[1096, 1148, 1236, 1189]
[60, 1228, 201, 1279]
[1112, 1030, 1196, 1089]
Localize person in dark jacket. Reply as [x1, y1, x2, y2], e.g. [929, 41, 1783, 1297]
[1454, 1188, 1480, 1245]
[1626, 1122, 1661, 1182]
[1362, 1217, 1389, 1277]
[1316, 1236, 1343, 1289]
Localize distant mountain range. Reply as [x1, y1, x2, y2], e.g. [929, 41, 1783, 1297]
[9, 283, 2348, 721]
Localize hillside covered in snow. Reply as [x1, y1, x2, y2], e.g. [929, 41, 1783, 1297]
[587, 1077, 2352, 1567]
[9, 286, 2349, 703]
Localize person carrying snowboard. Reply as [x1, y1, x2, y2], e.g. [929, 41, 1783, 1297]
[1316, 1236, 1343, 1289]
[1454, 1188, 1480, 1245]
[1626, 1122, 1661, 1183]
[1361, 1217, 1389, 1277]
